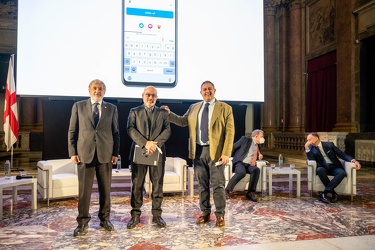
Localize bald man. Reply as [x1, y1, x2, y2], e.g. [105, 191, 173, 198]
[126, 86, 171, 229]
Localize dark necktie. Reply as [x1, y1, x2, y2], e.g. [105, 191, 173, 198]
[93, 103, 99, 127]
[200, 103, 209, 143]
[146, 108, 152, 138]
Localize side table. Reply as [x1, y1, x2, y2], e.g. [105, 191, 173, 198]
[0, 176, 37, 219]
[262, 167, 301, 198]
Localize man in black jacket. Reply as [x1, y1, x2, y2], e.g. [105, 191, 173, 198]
[126, 86, 171, 229]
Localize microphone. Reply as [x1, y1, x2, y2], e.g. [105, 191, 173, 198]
[16, 175, 35, 179]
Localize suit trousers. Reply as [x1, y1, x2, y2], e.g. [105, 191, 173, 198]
[194, 145, 226, 217]
[316, 164, 347, 193]
[226, 162, 260, 194]
[76, 157, 112, 226]
[130, 161, 165, 217]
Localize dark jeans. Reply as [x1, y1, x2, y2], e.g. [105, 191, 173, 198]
[226, 162, 260, 194]
[130, 161, 165, 217]
[77, 158, 112, 226]
[194, 145, 226, 217]
[316, 164, 347, 193]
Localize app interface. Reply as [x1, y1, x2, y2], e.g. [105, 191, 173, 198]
[123, 0, 176, 86]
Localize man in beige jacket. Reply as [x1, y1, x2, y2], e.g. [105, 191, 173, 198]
[162, 80, 234, 227]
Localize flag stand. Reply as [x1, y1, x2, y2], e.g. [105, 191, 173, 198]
[11, 146, 14, 170]
[9, 145, 24, 172]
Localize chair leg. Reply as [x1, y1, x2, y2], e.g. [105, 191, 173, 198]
[351, 168, 354, 202]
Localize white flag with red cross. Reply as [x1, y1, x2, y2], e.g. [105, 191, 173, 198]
[3, 54, 19, 151]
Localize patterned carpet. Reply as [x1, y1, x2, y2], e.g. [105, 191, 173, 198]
[0, 168, 375, 250]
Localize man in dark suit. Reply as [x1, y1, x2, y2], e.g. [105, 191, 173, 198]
[161, 80, 235, 227]
[305, 133, 361, 203]
[68, 79, 120, 237]
[126, 86, 171, 229]
[225, 129, 265, 202]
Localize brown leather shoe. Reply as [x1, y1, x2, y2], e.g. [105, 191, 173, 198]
[196, 214, 210, 224]
[215, 216, 225, 227]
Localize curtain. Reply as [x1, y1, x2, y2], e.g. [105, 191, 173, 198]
[306, 51, 337, 132]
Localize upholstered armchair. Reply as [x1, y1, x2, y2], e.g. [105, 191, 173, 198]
[144, 157, 187, 197]
[225, 160, 268, 193]
[307, 159, 357, 201]
[37, 159, 79, 206]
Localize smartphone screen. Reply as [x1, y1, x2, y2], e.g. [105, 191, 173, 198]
[122, 0, 177, 88]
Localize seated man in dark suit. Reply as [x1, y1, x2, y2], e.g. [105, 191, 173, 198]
[225, 129, 265, 202]
[305, 133, 361, 203]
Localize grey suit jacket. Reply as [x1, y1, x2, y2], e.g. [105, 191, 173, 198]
[127, 105, 171, 162]
[68, 99, 120, 164]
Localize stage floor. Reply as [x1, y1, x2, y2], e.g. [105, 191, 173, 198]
[0, 166, 375, 250]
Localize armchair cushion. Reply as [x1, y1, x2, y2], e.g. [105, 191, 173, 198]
[145, 157, 187, 195]
[225, 160, 267, 192]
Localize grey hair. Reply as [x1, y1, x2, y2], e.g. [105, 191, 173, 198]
[251, 129, 264, 137]
[89, 79, 106, 91]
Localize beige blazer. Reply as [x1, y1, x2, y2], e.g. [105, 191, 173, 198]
[169, 100, 235, 162]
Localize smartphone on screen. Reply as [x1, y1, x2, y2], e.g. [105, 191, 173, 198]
[122, 0, 177, 87]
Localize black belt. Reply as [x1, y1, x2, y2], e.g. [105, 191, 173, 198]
[196, 144, 209, 147]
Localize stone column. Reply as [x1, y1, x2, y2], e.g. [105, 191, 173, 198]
[334, 0, 358, 132]
[263, 0, 277, 133]
[287, 0, 303, 132]
[300, 0, 306, 132]
[278, 4, 289, 132]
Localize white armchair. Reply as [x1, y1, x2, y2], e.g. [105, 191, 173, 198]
[145, 157, 187, 197]
[307, 159, 356, 201]
[225, 160, 267, 193]
[37, 159, 79, 206]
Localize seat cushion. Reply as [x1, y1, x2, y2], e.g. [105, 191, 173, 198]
[163, 171, 180, 184]
[52, 173, 78, 188]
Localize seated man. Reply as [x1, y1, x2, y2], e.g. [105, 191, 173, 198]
[305, 133, 361, 203]
[225, 129, 265, 202]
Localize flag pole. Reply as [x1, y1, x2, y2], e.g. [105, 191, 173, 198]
[11, 145, 14, 171]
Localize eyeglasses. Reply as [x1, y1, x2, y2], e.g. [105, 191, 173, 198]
[144, 93, 157, 98]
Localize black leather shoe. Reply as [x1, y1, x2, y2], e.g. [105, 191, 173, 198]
[152, 216, 166, 228]
[319, 193, 330, 203]
[127, 216, 140, 229]
[73, 224, 88, 237]
[225, 189, 232, 199]
[330, 192, 339, 203]
[246, 192, 258, 202]
[100, 220, 114, 231]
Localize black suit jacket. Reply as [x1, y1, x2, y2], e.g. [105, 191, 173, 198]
[231, 136, 260, 168]
[306, 142, 353, 169]
[127, 105, 171, 162]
